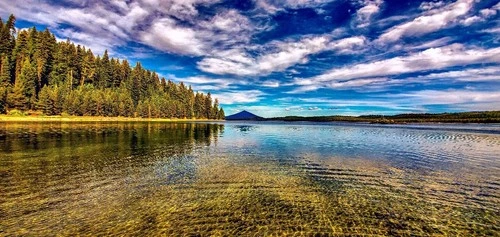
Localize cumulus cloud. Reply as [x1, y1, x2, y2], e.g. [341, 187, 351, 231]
[139, 0, 221, 21]
[0, 0, 238, 56]
[212, 90, 266, 104]
[198, 36, 329, 75]
[408, 37, 453, 50]
[419, 1, 445, 11]
[416, 66, 500, 82]
[198, 35, 367, 76]
[378, 0, 474, 43]
[139, 8, 256, 56]
[392, 90, 500, 106]
[140, 18, 205, 55]
[255, 0, 332, 13]
[295, 44, 500, 91]
[200, 10, 253, 33]
[355, 0, 383, 28]
[173, 76, 248, 91]
[460, 3, 498, 26]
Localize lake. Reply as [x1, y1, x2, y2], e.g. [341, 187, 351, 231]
[0, 121, 499, 236]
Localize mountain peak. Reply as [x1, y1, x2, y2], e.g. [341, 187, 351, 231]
[225, 110, 264, 120]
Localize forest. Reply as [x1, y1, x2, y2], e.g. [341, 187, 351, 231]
[269, 111, 500, 123]
[0, 15, 224, 119]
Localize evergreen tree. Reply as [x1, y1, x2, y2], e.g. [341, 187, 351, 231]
[34, 29, 56, 91]
[218, 108, 225, 120]
[0, 55, 11, 87]
[0, 14, 16, 57]
[0, 56, 11, 113]
[205, 92, 213, 119]
[130, 62, 142, 105]
[20, 58, 37, 109]
[213, 98, 220, 120]
[8, 64, 29, 111]
[80, 49, 95, 86]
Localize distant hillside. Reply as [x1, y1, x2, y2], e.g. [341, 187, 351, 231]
[268, 111, 500, 123]
[225, 110, 264, 120]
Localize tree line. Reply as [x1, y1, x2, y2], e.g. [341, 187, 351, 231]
[269, 111, 500, 123]
[0, 15, 225, 119]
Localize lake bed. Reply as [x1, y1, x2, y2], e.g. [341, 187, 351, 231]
[1, 121, 499, 235]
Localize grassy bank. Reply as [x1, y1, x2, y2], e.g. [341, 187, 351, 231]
[0, 114, 221, 122]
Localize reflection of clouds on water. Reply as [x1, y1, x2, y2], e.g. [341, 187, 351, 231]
[218, 123, 500, 174]
[233, 125, 256, 133]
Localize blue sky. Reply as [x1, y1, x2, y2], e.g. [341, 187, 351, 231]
[1, 0, 499, 117]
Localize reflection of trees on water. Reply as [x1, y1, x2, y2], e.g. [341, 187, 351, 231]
[0, 122, 224, 153]
[0, 122, 224, 194]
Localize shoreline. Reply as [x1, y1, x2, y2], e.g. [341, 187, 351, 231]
[0, 115, 223, 123]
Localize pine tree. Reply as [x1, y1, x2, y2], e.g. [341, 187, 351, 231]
[218, 108, 225, 120]
[34, 29, 56, 91]
[130, 62, 142, 105]
[0, 55, 11, 87]
[11, 58, 37, 110]
[205, 92, 213, 119]
[213, 98, 220, 120]
[8, 65, 29, 111]
[80, 49, 95, 86]
[0, 55, 11, 113]
[0, 15, 16, 57]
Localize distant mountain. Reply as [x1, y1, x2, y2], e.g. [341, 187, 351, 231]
[225, 110, 264, 120]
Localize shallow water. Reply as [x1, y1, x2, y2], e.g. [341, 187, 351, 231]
[0, 121, 499, 236]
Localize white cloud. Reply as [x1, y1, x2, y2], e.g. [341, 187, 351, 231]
[255, 0, 332, 13]
[257, 36, 329, 72]
[408, 37, 453, 50]
[288, 77, 388, 93]
[416, 66, 500, 82]
[295, 44, 500, 90]
[393, 90, 500, 106]
[198, 35, 367, 76]
[378, 0, 474, 43]
[56, 28, 116, 55]
[479, 8, 497, 18]
[200, 10, 252, 33]
[177, 76, 227, 85]
[212, 90, 266, 104]
[459, 3, 498, 26]
[327, 36, 367, 54]
[419, 1, 445, 11]
[461, 16, 482, 26]
[261, 80, 281, 88]
[139, 7, 256, 56]
[170, 75, 251, 91]
[298, 97, 399, 107]
[1, 0, 241, 57]
[140, 18, 205, 55]
[355, 0, 383, 28]
[328, 77, 388, 88]
[481, 27, 500, 34]
[285, 89, 500, 113]
[198, 36, 329, 75]
[139, 0, 221, 21]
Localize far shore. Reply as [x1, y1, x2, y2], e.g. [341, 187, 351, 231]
[0, 115, 223, 123]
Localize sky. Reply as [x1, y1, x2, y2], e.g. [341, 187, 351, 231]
[1, 0, 499, 117]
